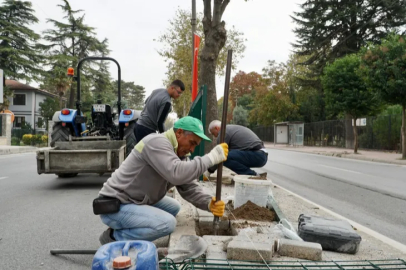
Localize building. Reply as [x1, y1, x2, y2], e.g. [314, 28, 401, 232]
[5, 80, 65, 132]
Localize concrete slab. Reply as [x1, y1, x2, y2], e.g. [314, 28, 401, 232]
[203, 235, 234, 260]
[166, 235, 207, 263]
[227, 238, 273, 261]
[153, 235, 170, 248]
[276, 238, 322, 261]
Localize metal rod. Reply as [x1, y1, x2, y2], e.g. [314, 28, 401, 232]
[213, 50, 233, 235]
[191, 0, 196, 85]
[50, 249, 97, 255]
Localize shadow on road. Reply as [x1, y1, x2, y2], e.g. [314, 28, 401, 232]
[44, 173, 110, 191]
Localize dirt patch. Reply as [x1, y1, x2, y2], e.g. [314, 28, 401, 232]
[227, 200, 276, 222]
[248, 176, 267, 180]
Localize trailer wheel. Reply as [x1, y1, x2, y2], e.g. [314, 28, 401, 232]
[50, 123, 71, 147]
[57, 173, 78, 178]
[124, 121, 136, 157]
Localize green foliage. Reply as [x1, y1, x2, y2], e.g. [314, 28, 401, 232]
[41, 0, 110, 108]
[112, 80, 145, 110]
[11, 137, 20, 146]
[0, 86, 13, 111]
[360, 34, 406, 107]
[157, 8, 245, 116]
[292, 0, 406, 90]
[0, 0, 43, 82]
[39, 97, 60, 130]
[232, 106, 248, 126]
[322, 54, 380, 119]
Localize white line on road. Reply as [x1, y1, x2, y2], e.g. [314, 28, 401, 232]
[0, 177, 8, 180]
[319, 164, 365, 175]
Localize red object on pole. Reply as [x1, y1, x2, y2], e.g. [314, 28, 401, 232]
[191, 34, 201, 102]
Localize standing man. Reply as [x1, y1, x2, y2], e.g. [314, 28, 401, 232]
[98, 116, 228, 244]
[206, 120, 268, 177]
[135, 79, 185, 142]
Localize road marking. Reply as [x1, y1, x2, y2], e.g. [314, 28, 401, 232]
[319, 164, 365, 175]
[274, 183, 406, 254]
[0, 177, 8, 180]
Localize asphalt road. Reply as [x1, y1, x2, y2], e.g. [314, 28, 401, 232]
[262, 149, 406, 245]
[0, 152, 108, 270]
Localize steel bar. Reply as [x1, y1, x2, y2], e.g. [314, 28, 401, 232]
[213, 50, 233, 235]
[50, 249, 97, 255]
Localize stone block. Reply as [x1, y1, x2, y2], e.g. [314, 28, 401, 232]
[276, 239, 322, 261]
[203, 236, 235, 262]
[227, 239, 273, 261]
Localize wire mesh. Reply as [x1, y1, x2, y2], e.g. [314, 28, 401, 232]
[160, 258, 406, 270]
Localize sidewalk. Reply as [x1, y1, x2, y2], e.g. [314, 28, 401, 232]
[264, 142, 406, 166]
[0, 145, 40, 155]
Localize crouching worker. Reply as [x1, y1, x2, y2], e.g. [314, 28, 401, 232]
[204, 120, 268, 178]
[95, 116, 228, 245]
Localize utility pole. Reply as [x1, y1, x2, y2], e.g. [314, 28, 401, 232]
[191, 0, 196, 91]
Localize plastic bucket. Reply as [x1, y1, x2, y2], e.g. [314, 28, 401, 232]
[91, 240, 158, 270]
[234, 175, 273, 209]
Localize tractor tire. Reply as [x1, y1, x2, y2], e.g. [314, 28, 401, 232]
[124, 122, 137, 157]
[50, 123, 71, 147]
[57, 173, 78, 178]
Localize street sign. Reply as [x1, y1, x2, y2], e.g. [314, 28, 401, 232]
[0, 69, 3, 103]
[352, 118, 367, 126]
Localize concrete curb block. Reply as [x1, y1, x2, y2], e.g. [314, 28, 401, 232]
[0, 146, 40, 155]
[274, 183, 406, 254]
[268, 147, 406, 166]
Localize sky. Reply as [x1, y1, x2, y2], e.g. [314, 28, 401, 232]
[26, 0, 303, 99]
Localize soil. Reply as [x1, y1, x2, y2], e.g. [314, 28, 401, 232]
[227, 200, 276, 222]
[248, 175, 267, 180]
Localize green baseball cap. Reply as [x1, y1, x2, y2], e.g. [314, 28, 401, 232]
[174, 116, 211, 141]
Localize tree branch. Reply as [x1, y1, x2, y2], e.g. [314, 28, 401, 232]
[203, 0, 212, 22]
[213, 0, 223, 24]
[220, 0, 230, 20]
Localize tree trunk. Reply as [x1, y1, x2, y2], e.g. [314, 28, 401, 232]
[402, 105, 406, 159]
[200, 0, 229, 154]
[345, 113, 354, 149]
[353, 118, 358, 154]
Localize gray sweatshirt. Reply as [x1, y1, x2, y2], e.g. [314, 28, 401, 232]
[99, 128, 213, 211]
[137, 88, 172, 133]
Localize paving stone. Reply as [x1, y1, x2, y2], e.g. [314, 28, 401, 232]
[153, 235, 170, 248]
[227, 239, 273, 261]
[276, 238, 322, 261]
[203, 235, 235, 262]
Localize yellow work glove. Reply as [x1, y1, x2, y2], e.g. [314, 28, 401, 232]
[203, 171, 211, 181]
[207, 143, 229, 166]
[209, 197, 225, 217]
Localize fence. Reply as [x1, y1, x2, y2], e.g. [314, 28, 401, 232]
[251, 114, 402, 151]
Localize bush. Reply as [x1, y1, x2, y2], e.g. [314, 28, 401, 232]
[22, 134, 33, 145]
[41, 135, 48, 144]
[11, 137, 20, 146]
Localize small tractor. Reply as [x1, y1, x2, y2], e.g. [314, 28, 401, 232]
[37, 57, 140, 177]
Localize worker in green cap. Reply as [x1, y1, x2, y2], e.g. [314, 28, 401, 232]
[96, 116, 228, 245]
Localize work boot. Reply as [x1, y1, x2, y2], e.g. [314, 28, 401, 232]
[99, 228, 115, 245]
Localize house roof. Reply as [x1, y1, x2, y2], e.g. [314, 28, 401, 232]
[5, 79, 65, 100]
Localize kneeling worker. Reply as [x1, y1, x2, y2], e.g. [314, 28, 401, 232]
[97, 116, 228, 244]
[205, 120, 268, 177]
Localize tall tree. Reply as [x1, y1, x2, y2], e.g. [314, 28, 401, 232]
[157, 8, 245, 118]
[41, 0, 108, 108]
[200, 0, 248, 151]
[292, 0, 406, 82]
[112, 80, 145, 110]
[0, 0, 42, 83]
[232, 105, 248, 126]
[39, 97, 60, 130]
[228, 71, 265, 122]
[322, 54, 380, 153]
[359, 33, 406, 158]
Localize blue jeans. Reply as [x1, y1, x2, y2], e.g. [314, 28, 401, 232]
[100, 196, 181, 241]
[224, 150, 268, 175]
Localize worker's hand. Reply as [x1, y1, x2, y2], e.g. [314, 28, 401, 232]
[209, 197, 225, 217]
[207, 143, 228, 166]
[202, 171, 211, 181]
